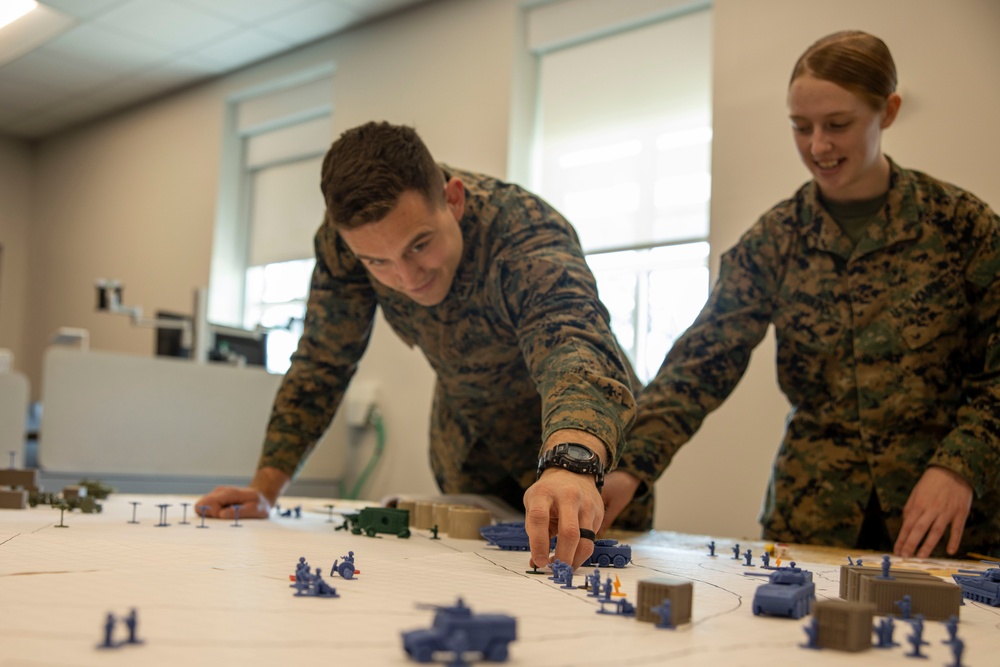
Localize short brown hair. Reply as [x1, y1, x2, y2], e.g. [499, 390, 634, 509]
[790, 30, 897, 111]
[320, 121, 445, 229]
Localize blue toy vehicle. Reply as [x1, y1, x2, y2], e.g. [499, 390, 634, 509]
[952, 566, 1000, 606]
[402, 598, 516, 663]
[582, 539, 631, 568]
[480, 522, 555, 551]
[747, 566, 815, 619]
[480, 522, 531, 550]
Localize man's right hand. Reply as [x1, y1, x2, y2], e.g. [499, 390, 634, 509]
[194, 466, 290, 519]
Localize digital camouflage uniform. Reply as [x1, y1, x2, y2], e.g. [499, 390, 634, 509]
[626, 160, 1000, 555]
[258, 166, 640, 523]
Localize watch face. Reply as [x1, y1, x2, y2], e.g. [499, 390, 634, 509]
[562, 444, 596, 462]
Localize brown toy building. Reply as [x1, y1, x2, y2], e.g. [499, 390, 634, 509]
[812, 600, 876, 651]
[0, 468, 39, 509]
[840, 563, 962, 621]
[636, 577, 693, 625]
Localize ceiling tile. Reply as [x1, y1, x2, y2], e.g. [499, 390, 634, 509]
[96, 55, 220, 100]
[91, 0, 241, 52]
[36, 22, 174, 75]
[170, 0, 316, 24]
[37, 0, 130, 20]
[335, 0, 427, 15]
[1, 0, 432, 138]
[259, 1, 359, 43]
[191, 29, 292, 70]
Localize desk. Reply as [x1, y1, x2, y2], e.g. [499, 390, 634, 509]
[1, 494, 995, 666]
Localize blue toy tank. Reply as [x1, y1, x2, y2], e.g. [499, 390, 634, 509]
[480, 522, 556, 551]
[480, 522, 530, 550]
[750, 567, 816, 619]
[952, 568, 1000, 606]
[402, 598, 517, 663]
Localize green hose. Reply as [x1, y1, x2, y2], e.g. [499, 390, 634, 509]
[347, 407, 385, 500]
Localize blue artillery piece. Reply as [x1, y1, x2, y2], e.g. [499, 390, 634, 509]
[402, 598, 517, 664]
[745, 565, 815, 619]
[582, 539, 632, 569]
[330, 558, 356, 579]
[952, 562, 1000, 606]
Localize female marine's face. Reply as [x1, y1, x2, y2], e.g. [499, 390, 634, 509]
[788, 74, 897, 202]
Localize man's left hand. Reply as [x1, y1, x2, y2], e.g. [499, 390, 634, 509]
[894, 466, 973, 558]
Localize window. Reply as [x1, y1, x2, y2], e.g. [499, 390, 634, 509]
[530, 3, 713, 382]
[244, 258, 314, 375]
[210, 67, 333, 374]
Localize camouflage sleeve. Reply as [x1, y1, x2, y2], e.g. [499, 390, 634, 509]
[928, 199, 1000, 496]
[622, 212, 791, 488]
[258, 224, 377, 478]
[489, 196, 636, 466]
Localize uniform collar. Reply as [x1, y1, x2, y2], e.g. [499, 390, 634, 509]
[800, 157, 922, 260]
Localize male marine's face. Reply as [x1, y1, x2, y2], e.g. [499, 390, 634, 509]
[338, 178, 465, 306]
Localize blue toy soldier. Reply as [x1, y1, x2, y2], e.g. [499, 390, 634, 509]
[895, 594, 912, 619]
[588, 568, 602, 597]
[873, 616, 898, 648]
[760, 551, 771, 568]
[948, 637, 966, 667]
[878, 554, 894, 580]
[742, 549, 753, 566]
[651, 599, 674, 629]
[801, 617, 820, 649]
[905, 615, 929, 658]
[706, 540, 716, 557]
[732, 543, 741, 560]
[311, 568, 339, 597]
[124, 608, 142, 644]
[942, 614, 959, 644]
[97, 612, 116, 649]
[560, 564, 576, 589]
[616, 599, 635, 616]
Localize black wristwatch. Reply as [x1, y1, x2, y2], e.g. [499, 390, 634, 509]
[537, 443, 605, 490]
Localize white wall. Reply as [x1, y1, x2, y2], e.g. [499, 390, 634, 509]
[19, 0, 520, 501]
[3, 0, 998, 531]
[0, 135, 31, 369]
[652, 0, 1000, 540]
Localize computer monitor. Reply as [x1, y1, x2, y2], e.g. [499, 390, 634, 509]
[155, 311, 192, 359]
[209, 329, 267, 368]
[155, 312, 266, 368]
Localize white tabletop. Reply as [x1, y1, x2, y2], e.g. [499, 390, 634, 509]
[0, 493, 994, 666]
